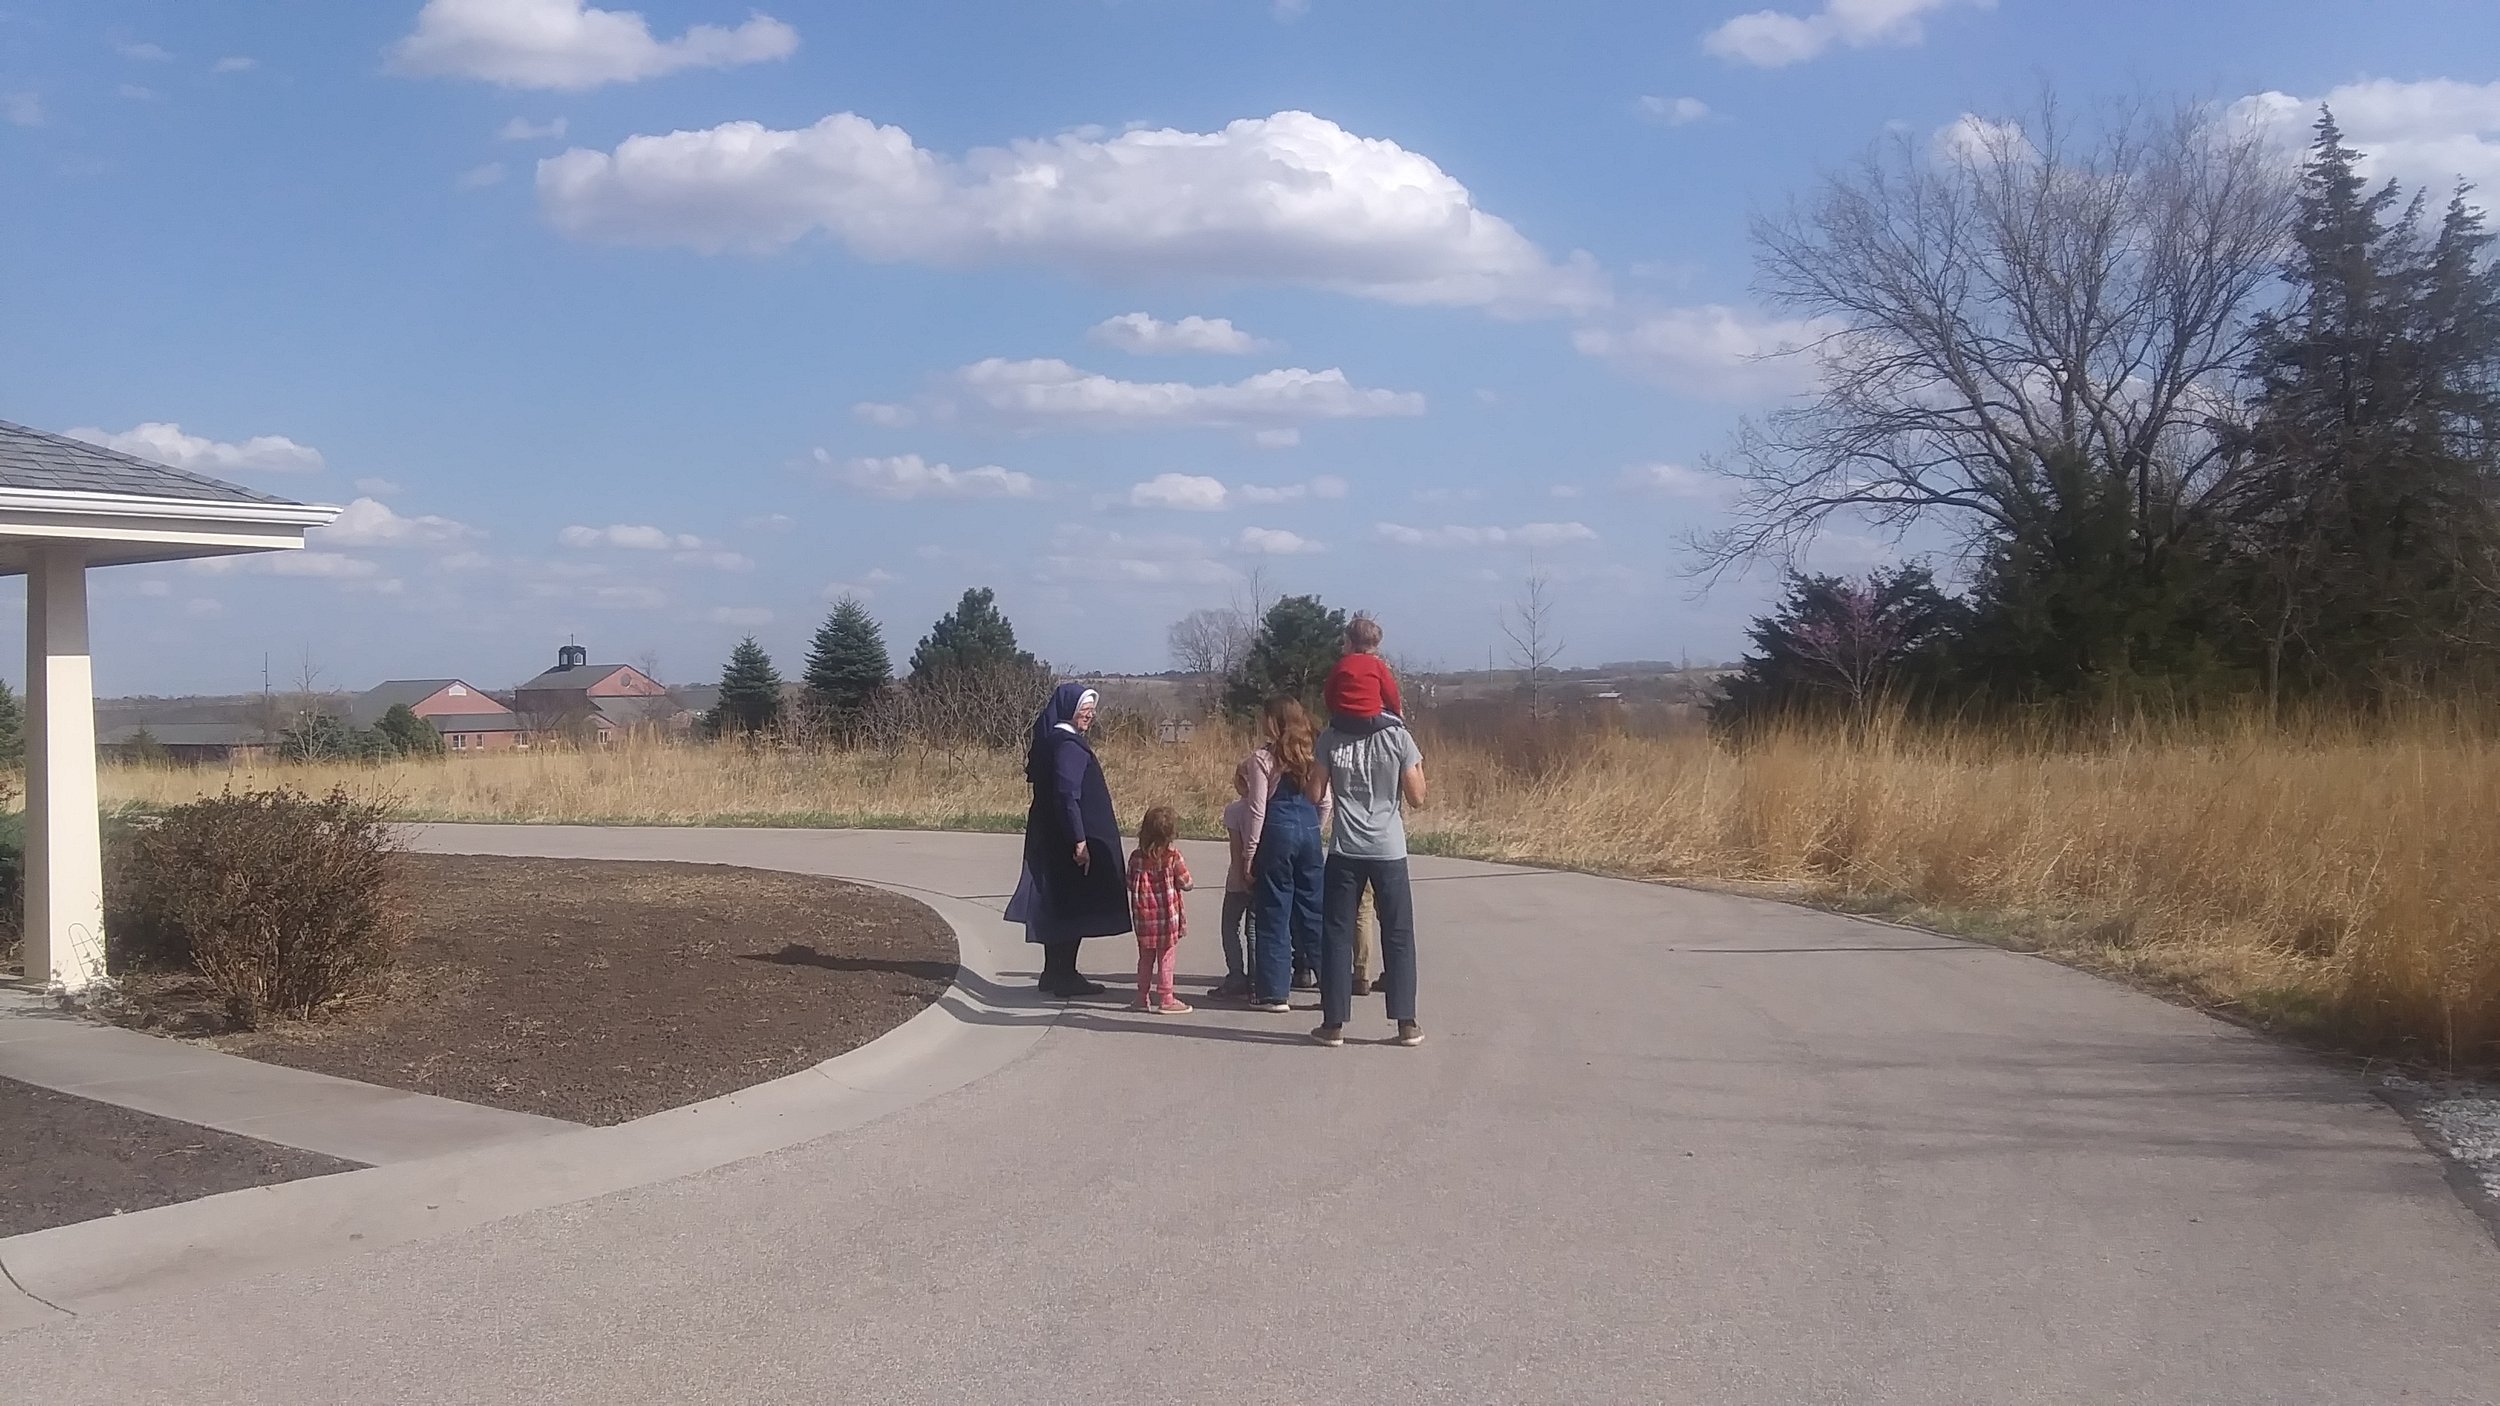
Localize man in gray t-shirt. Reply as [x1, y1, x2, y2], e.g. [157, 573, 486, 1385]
[1315, 721, 1428, 1046]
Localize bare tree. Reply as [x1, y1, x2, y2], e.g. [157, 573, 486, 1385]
[1501, 559, 1566, 719]
[1697, 94, 2299, 578]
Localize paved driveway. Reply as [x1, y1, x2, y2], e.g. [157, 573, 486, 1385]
[9, 827, 2497, 1404]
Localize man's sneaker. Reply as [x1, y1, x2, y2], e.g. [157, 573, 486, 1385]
[1311, 1024, 1345, 1048]
[1394, 1022, 1425, 1047]
[1249, 999, 1292, 1013]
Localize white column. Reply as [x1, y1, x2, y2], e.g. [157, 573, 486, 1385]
[24, 547, 106, 992]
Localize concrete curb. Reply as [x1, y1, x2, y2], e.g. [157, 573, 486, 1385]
[0, 870, 1051, 1328]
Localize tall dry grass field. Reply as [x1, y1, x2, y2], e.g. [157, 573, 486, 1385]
[100, 712, 2500, 1066]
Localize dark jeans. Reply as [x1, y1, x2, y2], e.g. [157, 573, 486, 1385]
[1220, 891, 1253, 980]
[1323, 855, 1416, 1026]
[1253, 793, 1324, 1002]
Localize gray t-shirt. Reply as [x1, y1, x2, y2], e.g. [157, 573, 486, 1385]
[1319, 722, 1423, 860]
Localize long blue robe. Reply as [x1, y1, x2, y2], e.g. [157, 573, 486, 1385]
[1005, 687, 1132, 943]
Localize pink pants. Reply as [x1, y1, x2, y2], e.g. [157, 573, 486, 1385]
[1136, 940, 1178, 1004]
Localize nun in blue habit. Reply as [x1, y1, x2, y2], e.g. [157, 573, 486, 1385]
[1006, 682, 1132, 996]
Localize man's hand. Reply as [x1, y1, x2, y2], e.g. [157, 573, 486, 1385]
[1073, 841, 1091, 871]
[1401, 762, 1430, 811]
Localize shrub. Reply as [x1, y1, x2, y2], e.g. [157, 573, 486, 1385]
[119, 787, 406, 1025]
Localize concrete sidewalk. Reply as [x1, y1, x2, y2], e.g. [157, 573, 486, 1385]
[0, 985, 577, 1165]
[6, 826, 2497, 1404]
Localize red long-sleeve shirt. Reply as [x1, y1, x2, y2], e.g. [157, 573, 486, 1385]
[1324, 651, 1404, 721]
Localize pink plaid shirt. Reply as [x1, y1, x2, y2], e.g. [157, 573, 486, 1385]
[1128, 850, 1192, 949]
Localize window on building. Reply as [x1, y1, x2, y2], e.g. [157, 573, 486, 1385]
[451, 734, 467, 751]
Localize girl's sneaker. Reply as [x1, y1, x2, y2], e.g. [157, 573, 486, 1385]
[1155, 997, 1195, 1014]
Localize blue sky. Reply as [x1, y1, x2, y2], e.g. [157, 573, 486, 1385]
[2, 0, 2495, 695]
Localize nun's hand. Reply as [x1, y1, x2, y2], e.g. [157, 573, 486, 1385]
[1073, 841, 1091, 872]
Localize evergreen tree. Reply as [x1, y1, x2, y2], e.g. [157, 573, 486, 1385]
[907, 587, 1035, 684]
[1224, 595, 1346, 718]
[1711, 566, 1964, 729]
[803, 596, 892, 732]
[374, 703, 445, 757]
[2234, 108, 2500, 699]
[709, 637, 785, 736]
[0, 679, 21, 768]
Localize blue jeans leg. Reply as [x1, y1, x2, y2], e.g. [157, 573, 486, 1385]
[1372, 859, 1417, 1024]
[1321, 855, 1363, 1028]
[1287, 829, 1324, 979]
[1253, 834, 1301, 1003]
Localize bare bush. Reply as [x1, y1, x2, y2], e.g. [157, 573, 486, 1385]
[861, 664, 1056, 752]
[120, 788, 407, 1025]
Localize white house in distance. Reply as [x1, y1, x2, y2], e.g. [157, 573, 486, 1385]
[0, 419, 339, 993]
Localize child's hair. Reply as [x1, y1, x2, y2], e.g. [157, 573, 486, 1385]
[1261, 695, 1318, 790]
[1137, 805, 1180, 860]
[1346, 614, 1384, 652]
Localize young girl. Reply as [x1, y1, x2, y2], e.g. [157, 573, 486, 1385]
[1128, 806, 1194, 1014]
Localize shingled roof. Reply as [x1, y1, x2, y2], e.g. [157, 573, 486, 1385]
[0, 420, 295, 506]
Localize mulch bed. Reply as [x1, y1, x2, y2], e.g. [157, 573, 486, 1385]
[0, 1076, 359, 1238]
[104, 855, 957, 1126]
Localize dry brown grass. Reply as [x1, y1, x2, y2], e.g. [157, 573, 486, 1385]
[99, 712, 2500, 1066]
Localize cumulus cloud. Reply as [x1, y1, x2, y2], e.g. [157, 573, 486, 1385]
[1639, 96, 1715, 126]
[1374, 522, 1599, 549]
[939, 358, 1423, 433]
[315, 497, 480, 547]
[2230, 78, 2500, 194]
[1621, 462, 1723, 499]
[1037, 526, 1238, 586]
[1090, 313, 1275, 355]
[499, 115, 569, 142]
[852, 401, 918, 428]
[68, 422, 325, 476]
[1128, 472, 1349, 511]
[1238, 526, 1323, 555]
[390, 0, 797, 91]
[1704, 0, 1992, 68]
[537, 109, 1605, 314]
[559, 522, 705, 550]
[823, 451, 1037, 500]
[1573, 305, 1839, 399]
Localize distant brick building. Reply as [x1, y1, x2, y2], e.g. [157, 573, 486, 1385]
[511, 646, 691, 744]
[349, 677, 525, 753]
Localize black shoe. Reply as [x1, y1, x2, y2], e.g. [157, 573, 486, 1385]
[1064, 977, 1107, 997]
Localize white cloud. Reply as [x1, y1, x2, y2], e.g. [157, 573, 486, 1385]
[707, 605, 774, 627]
[1574, 305, 1839, 399]
[458, 162, 509, 189]
[1640, 96, 1715, 126]
[824, 450, 1037, 500]
[499, 115, 569, 142]
[559, 522, 705, 550]
[1274, 0, 1311, 18]
[355, 476, 403, 497]
[2230, 79, 2500, 195]
[942, 358, 1424, 433]
[1127, 472, 1349, 512]
[1374, 521, 1599, 549]
[823, 567, 899, 599]
[537, 109, 1606, 314]
[1621, 462, 1723, 499]
[315, 497, 480, 548]
[391, 0, 797, 91]
[5, 93, 43, 127]
[191, 550, 384, 580]
[1932, 113, 2033, 166]
[852, 401, 917, 428]
[1704, 0, 1992, 68]
[1038, 527, 1238, 586]
[213, 56, 258, 74]
[117, 40, 173, 63]
[678, 549, 754, 572]
[1252, 428, 1301, 449]
[1089, 313, 1275, 356]
[1130, 473, 1232, 512]
[744, 512, 796, 532]
[67, 422, 326, 476]
[1238, 526, 1323, 555]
